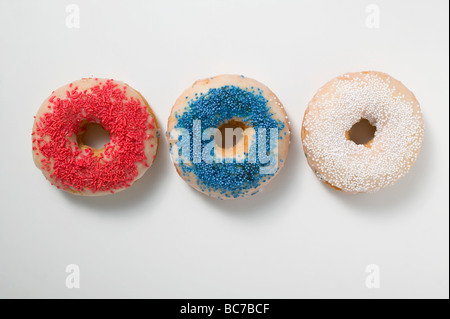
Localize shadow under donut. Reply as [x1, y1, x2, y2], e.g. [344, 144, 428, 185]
[323, 117, 432, 215]
[193, 125, 303, 219]
[61, 118, 170, 214]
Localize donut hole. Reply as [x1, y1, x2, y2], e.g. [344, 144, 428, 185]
[215, 120, 250, 155]
[347, 118, 376, 146]
[77, 123, 111, 150]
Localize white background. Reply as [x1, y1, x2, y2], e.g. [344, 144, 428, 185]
[0, 0, 448, 299]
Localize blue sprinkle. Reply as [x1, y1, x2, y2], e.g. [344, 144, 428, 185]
[175, 85, 284, 198]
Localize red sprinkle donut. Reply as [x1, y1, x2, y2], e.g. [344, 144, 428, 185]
[32, 78, 159, 196]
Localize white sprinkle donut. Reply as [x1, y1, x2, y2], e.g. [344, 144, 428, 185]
[167, 75, 291, 200]
[301, 71, 424, 193]
[32, 78, 159, 196]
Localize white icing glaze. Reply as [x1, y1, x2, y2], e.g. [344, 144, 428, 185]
[302, 71, 424, 193]
[167, 74, 291, 199]
[32, 78, 159, 196]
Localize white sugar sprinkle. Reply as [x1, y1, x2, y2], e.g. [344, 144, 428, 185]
[302, 72, 424, 193]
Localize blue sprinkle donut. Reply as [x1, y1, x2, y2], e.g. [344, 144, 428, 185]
[167, 75, 291, 199]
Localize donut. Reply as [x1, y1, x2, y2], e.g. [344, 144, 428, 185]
[301, 71, 424, 193]
[167, 75, 291, 199]
[32, 78, 159, 196]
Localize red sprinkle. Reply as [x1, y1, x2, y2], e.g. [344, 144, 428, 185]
[32, 79, 155, 193]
